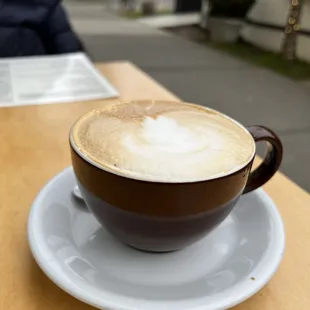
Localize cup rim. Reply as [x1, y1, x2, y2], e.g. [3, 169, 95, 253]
[69, 100, 256, 184]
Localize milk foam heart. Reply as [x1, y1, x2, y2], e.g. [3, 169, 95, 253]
[71, 101, 255, 182]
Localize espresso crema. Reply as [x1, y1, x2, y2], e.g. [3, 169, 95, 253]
[71, 100, 255, 182]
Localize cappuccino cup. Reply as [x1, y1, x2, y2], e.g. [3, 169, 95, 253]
[69, 100, 283, 252]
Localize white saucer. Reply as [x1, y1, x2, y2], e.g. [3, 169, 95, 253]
[28, 167, 285, 310]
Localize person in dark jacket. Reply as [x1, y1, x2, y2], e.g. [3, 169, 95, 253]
[0, 0, 83, 57]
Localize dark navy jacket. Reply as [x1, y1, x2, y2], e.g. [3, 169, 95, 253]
[0, 0, 83, 57]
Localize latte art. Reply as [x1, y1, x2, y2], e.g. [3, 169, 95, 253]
[71, 101, 255, 182]
[123, 116, 214, 155]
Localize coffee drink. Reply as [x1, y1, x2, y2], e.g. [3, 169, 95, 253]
[70, 100, 282, 252]
[71, 100, 255, 182]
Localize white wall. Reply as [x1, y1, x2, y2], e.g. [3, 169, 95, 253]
[241, 0, 310, 62]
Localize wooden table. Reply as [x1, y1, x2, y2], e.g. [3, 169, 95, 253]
[1, 62, 309, 310]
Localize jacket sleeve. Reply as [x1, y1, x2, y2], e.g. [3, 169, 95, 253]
[38, 4, 83, 54]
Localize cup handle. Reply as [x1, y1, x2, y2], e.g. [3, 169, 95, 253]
[243, 126, 283, 194]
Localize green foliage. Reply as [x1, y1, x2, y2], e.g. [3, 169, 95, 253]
[209, 0, 256, 18]
[210, 40, 310, 80]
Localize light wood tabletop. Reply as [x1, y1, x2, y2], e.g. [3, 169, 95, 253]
[0, 61, 309, 310]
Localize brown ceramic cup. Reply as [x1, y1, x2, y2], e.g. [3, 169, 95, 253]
[69, 103, 283, 252]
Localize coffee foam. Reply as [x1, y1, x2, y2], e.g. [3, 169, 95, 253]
[71, 101, 255, 182]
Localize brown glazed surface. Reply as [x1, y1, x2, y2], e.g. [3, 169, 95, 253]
[71, 146, 252, 218]
[71, 146, 252, 251]
[244, 126, 283, 193]
[76, 178, 241, 251]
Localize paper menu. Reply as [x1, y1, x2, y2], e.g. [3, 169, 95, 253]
[0, 53, 119, 107]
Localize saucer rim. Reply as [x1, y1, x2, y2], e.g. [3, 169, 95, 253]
[28, 166, 285, 310]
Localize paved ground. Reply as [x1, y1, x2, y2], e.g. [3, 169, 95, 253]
[137, 13, 200, 28]
[104, 0, 175, 11]
[65, 0, 175, 12]
[64, 1, 310, 193]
